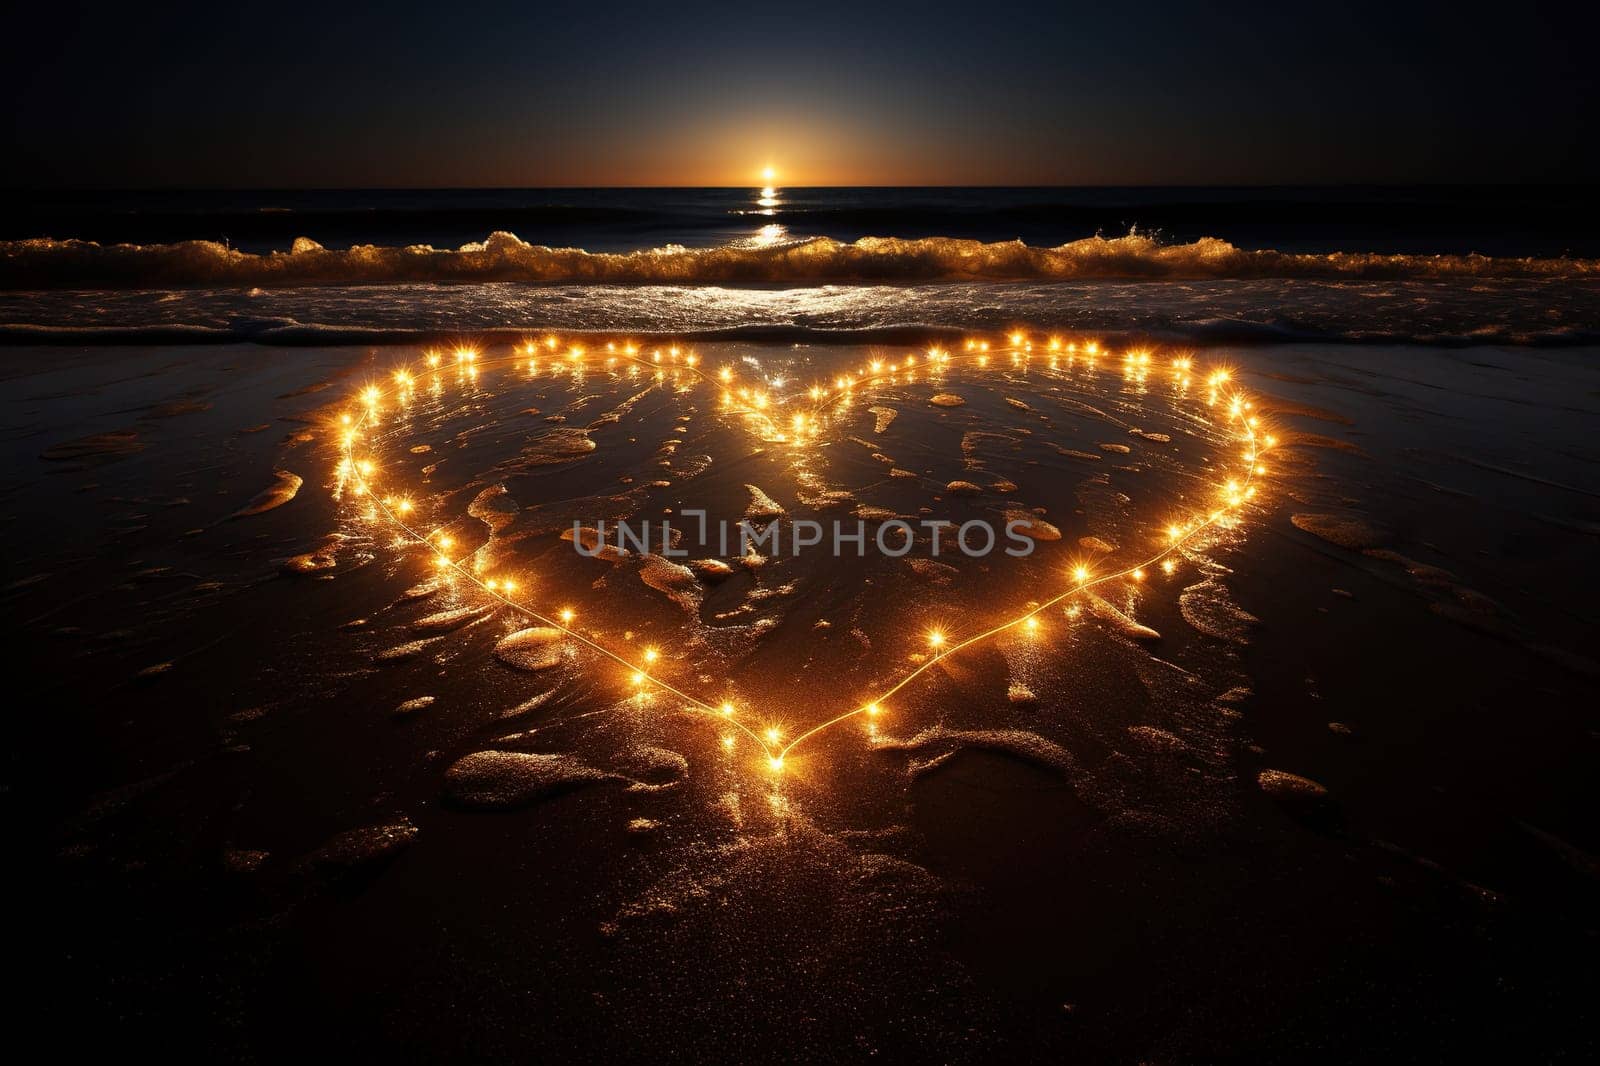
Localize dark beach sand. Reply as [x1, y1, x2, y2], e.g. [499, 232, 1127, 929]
[5, 338, 1598, 1061]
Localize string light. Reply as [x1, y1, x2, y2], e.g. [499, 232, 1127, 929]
[337, 331, 1272, 772]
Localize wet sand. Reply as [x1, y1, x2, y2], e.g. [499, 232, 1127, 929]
[5, 339, 1598, 1061]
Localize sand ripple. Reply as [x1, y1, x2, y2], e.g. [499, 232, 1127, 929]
[444, 751, 611, 809]
[232, 470, 303, 517]
[493, 627, 567, 670]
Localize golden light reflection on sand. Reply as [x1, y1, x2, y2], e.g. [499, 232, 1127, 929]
[336, 333, 1274, 773]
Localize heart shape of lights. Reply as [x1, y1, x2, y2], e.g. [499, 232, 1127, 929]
[336, 333, 1272, 772]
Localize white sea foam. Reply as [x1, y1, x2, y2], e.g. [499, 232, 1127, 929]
[4, 230, 1594, 289]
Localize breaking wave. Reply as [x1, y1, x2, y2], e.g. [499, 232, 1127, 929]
[3, 231, 1595, 289]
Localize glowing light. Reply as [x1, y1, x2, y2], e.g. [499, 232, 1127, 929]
[339, 330, 1271, 774]
[768, 756, 784, 772]
[751, 223, 786, 246]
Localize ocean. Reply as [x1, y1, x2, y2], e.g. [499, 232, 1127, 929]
[7, 185, 1598, 256]
[1, 185, 1597, 346]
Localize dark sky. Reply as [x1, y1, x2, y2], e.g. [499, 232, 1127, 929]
[4, 0, 1596, 187]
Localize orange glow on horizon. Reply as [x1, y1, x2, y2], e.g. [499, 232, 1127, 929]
[477, 110, 1039, 187]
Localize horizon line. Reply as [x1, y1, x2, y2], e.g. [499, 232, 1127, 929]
[3, 180, 1589, 194]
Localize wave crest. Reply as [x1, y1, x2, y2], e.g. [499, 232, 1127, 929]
[3, 231, 1595, 289]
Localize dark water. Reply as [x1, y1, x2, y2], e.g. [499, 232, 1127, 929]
[8, 185, 1599, 257]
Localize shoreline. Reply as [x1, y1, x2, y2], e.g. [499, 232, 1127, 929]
[6, 323, 1597, 348]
